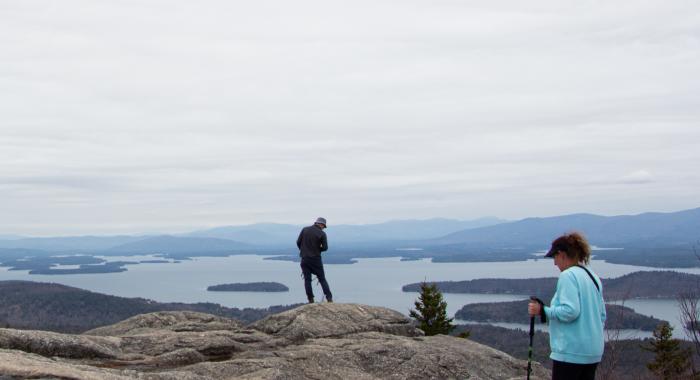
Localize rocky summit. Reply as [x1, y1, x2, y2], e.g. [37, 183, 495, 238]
[0, 303, 549, 379]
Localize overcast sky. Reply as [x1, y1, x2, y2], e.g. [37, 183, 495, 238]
[1, 0, 699, 236]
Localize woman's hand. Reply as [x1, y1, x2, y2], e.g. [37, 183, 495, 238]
[528, 300, 541, 317]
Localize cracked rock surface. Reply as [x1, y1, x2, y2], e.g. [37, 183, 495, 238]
[0, 304, 549, 379]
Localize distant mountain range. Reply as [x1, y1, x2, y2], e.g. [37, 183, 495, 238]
[183, 217, 505, 246]
[432, 207, 700, 249]
[0, 217, 506, 252]
[0, 235, 146, 251]
[0, 208, 699, 263]
[0, 234, 23, 240]
[106, 235, 250, 256]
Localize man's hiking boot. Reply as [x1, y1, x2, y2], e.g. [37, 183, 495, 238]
[308, 298, 314, 304]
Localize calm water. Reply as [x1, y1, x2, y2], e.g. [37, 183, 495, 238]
[1, 255, 697, 338]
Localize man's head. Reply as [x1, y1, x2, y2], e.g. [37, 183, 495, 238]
[314, 217, 327, 229]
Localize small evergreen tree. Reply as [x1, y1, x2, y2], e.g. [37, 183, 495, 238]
[642, 322, 693, 380]
[409, 282, 454, 336]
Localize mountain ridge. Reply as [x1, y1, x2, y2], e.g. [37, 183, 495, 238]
[432, 207, 700, 248]
[0, 217, 507, 251]
[1, 208, 698, 267]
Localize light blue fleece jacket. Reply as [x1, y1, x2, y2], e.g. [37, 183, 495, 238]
[544, 265, 606, 364]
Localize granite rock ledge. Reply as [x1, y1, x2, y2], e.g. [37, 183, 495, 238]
[0, 303, 549, 379]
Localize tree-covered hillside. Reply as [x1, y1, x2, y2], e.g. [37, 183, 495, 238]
[403, 271, 700, 301]
[0, 281, 299, 333]
[454, 300, 665, 331]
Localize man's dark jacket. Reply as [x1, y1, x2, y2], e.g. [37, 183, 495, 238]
[296, 225, 328, 259]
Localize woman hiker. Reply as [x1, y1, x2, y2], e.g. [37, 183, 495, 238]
[528, 232, 606, 380]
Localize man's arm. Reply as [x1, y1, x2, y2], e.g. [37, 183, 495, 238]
[320, 232, 328, 252]
[296, 230, 303, 250]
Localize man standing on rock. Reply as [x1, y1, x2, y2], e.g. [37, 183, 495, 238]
[296, 217, 333, 303]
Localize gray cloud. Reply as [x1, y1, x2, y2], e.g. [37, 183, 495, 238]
[1, 0, 699, 235]
[619, 170, 654, 185]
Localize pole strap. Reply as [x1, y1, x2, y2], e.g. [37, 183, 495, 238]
[575, 265, 600, 292]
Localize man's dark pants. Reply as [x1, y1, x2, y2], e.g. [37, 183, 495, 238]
[300, 256, 332, 302]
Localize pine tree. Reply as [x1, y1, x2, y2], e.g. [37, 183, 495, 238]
[409, 282, 454, 336]
[642, 322, 693, 380]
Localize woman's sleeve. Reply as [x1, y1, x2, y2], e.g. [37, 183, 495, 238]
[544, 272, 581, 323]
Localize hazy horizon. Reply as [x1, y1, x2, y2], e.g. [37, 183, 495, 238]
[2, 206, 699, 238]
[5, 215, 503, 238]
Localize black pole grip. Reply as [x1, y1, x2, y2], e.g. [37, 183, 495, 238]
[530, 296, 547, 323]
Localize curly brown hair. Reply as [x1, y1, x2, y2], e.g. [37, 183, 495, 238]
[549, 231, 592, 264]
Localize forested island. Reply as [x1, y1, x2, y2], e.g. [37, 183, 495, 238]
[207, 282, 289, 292]
[0, 255, 178, 275]
[454, 299, 665, 331]
[403, 271, 700, 300]
[28, 261, 135, 275]
[593, 246, 700, 268]
[2, 255, 105, 271]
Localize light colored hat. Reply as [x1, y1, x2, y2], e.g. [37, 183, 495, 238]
[315, 217, 327, 226]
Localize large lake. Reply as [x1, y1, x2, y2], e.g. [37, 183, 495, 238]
[1, 255, 698, 339]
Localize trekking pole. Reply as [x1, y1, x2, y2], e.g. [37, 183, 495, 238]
[527, 295, 540, 380]
[527, 313, 535, 380]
